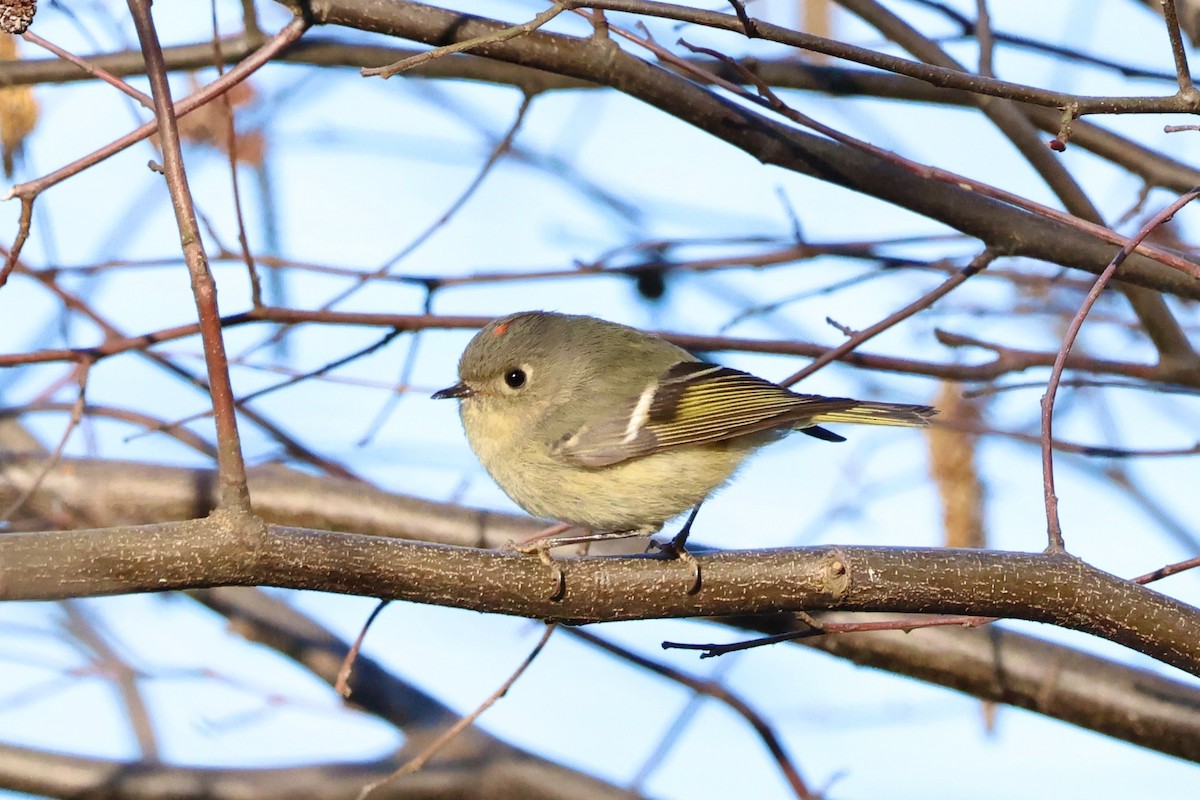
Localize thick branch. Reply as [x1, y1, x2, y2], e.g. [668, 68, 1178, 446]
[2, 517, 1200, 678]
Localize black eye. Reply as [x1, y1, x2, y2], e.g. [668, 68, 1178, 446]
[504, 368, 527, 389]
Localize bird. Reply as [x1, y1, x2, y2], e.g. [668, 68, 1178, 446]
[434, 311, 935, 591]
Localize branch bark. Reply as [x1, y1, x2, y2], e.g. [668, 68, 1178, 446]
[3, 516, 1200, 677]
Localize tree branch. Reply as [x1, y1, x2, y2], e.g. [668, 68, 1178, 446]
[2, 517, 1200, 678]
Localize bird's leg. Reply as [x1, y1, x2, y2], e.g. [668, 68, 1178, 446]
[512, 522, 574, 551]
[650, 503, 703, 595]
[512, 525, 651, 553]
[509, 524, 651, 601]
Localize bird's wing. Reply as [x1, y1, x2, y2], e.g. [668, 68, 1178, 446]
[550, 361, 864, 467]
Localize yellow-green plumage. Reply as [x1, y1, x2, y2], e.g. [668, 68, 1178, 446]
[809, 402, 934, 427]
[435, 311, 935, 533]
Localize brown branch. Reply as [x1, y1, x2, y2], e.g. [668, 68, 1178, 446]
[1162, 0, 1197, 95]
[3, 518, 1200, 679]
[572, 0, 1199, 114]
[765, 611, 1200, 763]
[361, 2, 567, 78]
[4, 31, 1199, 193]
[127, 0, 250, 511]
[5, 17, 308, 204]
[0, 265, 361, 480]
[620, 13, 1200, 290]
[21, 29, 154, 107]
[835, 0, 1198, 373]
[1040, 187, 1200, 550]
[780, 249, 995, 386]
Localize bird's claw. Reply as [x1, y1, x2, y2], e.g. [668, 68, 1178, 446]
[508, 537, 567, 601]
[651, 538, 702, 595]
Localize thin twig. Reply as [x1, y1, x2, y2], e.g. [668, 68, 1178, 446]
[205, 8, 264, 308]
[127, 0, 251, 510]
[336, 600, 390, 698]
[1161, 0, 1196, 95]
[125, 329, 404, 442]
[362, 3, 566, 79]
[1041, 186, 1200, 551]
[356, 625, 557, 799]
[0, 362, 91, 522]
[22, 29, 153, 107]
[572, 628, 814, 799]
[782, 249, 996, 386]
[663, 614, 993, 657]
[1134, 555, 1200, 584]
[974, 0, 993, 77]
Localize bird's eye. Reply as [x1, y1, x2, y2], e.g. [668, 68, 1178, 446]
[504, 368, 527, 389]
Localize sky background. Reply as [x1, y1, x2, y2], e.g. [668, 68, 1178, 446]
[1, 0, 1199, 797]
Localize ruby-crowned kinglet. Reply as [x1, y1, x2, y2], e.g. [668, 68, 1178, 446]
[433, 311, 935, 538]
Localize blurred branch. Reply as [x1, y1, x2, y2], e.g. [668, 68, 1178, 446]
[60, 600, 160, 760]
[758, 611, 1200, 763]
[194, 588, 633, 798]
[0, 739, 639, 800]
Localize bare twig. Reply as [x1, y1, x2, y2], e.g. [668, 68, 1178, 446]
[335, 600, 390, 698]
[356, 625, 557, 799]
[1162, 0, 1197, 95]
[127, 0, 251, 510]
[0, 362, 90, 522]
[782, 249, 995, 386]
[571, 628, 814, 798]
[1041, 186, 1200, 551]
[361, 3, 566, 79]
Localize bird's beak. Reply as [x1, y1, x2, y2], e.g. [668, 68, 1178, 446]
[432, 382, 475, 400]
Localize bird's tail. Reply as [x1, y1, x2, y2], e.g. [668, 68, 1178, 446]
[811, 401, 936, 428]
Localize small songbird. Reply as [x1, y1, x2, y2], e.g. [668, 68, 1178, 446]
[434, 311, 935, 551]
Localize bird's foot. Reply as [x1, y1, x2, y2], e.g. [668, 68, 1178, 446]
[650, 534, 702, 595]
[508, 524, 647, 601]
[507, 523, 575, 601]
